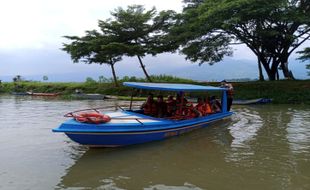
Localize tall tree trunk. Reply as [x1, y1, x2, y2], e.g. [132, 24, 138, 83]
[280, 57, 295, 80]
[137, 55, 152, 82]
[269, 57, 281, 81]
[260, 56, 276, 80]
[258, 58, 265, 81]
[110, 62, 119, 87]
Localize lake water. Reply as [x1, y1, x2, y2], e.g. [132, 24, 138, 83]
[0, 95, 309, 190]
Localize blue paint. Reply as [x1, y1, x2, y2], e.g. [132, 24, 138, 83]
[123, 82, 227, 92]
[64, 116, 231, 147]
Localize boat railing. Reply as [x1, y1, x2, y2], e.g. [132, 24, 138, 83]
[64, 107, 116, 117]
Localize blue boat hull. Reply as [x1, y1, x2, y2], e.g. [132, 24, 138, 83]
[63, 116, 230, 147]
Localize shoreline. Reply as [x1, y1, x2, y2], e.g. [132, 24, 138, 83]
[0, 80, 309, 104]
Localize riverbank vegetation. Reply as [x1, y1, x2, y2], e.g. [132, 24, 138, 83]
[0, 76, 309, 104]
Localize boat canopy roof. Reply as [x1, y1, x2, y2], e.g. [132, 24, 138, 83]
[123, 82, 226, 92]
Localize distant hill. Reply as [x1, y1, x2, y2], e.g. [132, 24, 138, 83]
[0, 52, 308, 82]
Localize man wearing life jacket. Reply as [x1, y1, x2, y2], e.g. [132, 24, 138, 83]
[141, 93, 157, 116]
[203, 97, 213, 115]
[156, 95, 167, 118]
[174, 93, 184, 116]
[166, 95, 176, 117]
[220, 80, 234, 111]
[184, 101, 200, 119]
[195, 98, 205, 116]
[210, 96, 221, 113]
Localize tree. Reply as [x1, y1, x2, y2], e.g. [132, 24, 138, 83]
[63, 30, 122, 87]
[43, 76, 48, 81]
[297, 47, 310, 75]
[13, 75, 22, 82]
[172, 0, 310, 80]
[98, 5, 176, 82]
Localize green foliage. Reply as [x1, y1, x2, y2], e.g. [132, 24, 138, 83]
[99, 5, 176, 56]
[232, 80, 310, 104]
[98, 76, 111, 83]
[118, 75, 196, 83]
[13, 75, 23, 82]
[85, 77, 97, 84]
[62, 5, 176, 84]
[297, 48, 310, 61]
[97, 5, 177, 82]
[62, 26, 122, 87]
[43, 76, 48, 81]
[297, 47, 310, 75]
[173, 0, 310, 80]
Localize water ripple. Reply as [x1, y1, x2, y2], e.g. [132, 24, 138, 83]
[229, 107, 263, 148]
[286, 109, 310, 154]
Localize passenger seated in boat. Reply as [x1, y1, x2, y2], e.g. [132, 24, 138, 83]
[141, 93, 157, 116]
[166, 95, 176, 117]
[156, 95, 167, 118]
[195, 97, 205, 116]
[175, 93, 188, 116]
[203, 97, 213, 115]
[184, 101, 201, 119]
[210, 96, 221, 113]
[174, 94, 182, 115]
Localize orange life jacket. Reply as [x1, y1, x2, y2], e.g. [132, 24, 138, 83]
[195, 103, 205, 116]
[143, 101, 157, 115]
[204, 103, 213, 115]
[166, 100, 176, 115]
[184, 102, 200, 119]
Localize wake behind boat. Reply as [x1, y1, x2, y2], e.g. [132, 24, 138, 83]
[233, 98, 272, 105]
[52, 82, 233, 147]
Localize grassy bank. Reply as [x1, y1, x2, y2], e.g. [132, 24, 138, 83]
[232, 80, 310, 104]
[0, 77, 309, 104]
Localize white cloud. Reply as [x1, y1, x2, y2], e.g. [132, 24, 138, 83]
[0, 0, 183, 49]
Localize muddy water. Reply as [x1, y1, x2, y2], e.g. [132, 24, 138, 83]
[0, 95, 309, 190]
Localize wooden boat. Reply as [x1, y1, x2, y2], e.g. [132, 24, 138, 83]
[233, 98, 272, 105]
[52, 82, 233, 147]
[27, 92, 60, 96]
[11, 92, 29, 96]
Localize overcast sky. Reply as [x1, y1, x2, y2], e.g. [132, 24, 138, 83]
[0, 0, 308, 82]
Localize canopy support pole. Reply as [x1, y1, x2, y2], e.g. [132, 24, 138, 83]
[129, 90, 134, 110]
[179, 91, 184, 115]
[222, 91, 227, 112]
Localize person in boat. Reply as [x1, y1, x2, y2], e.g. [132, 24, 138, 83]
[166, 95, 176, 117]
[184, 100, 201, 119]
[141, 93, 157, 116]
[175, 93, 188, 117]
[156, 95, 167, 118]
[210, 96, 221, 113]
[195, 97, 205, 116]
[203, 97, 213, 115]
[220, 80, 234, 111]
[174, 93, 182, 115]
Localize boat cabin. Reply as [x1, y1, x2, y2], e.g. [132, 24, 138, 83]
[123, 82, 229, 120]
